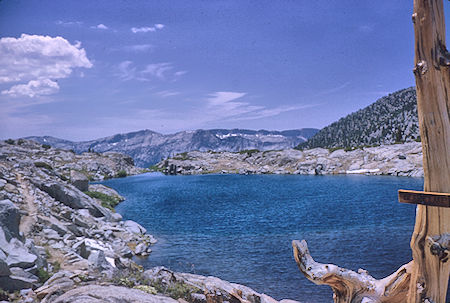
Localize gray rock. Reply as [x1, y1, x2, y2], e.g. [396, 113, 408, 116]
[50, 285, 178, 303]
[0, 274, 37, 291]
[110, 212, 123, 222]
[35, 271, 75, 300]
[43, 228, 62, 241]
[87, 250, 114, 272]
[0, 199, 21, 240]
[0, 179, 6, 189]
[89, 184, 125, 202]
[5, 238, 37, 269]
[9, 267, 39, 283]
[0, 258, 11, 276]
[134, 242, 149, 255]
[70, 170, 89, 192]
[37, 181, 110, 218]
[123, 220, 147, 234]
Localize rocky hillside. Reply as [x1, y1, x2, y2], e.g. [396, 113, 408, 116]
[156, 142, 423, 177]
[299, 87, 419, 149]
[26, 128, 318, 168]
[0, 139, 300, 303]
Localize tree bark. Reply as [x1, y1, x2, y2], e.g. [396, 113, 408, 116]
[292, 1, 449, 302]
[408, 0, 450, 302]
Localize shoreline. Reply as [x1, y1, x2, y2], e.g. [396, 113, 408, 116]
[155, 142, 424, 177]
[0, 139, 302, 303]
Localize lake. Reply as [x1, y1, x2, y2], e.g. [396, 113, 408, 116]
[100, 173, 423, 303]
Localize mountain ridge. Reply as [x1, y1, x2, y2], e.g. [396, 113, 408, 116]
[299, 87, 419, 149]
[26, 128, 318, 167]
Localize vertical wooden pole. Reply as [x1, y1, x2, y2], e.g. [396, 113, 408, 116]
[409, 0, 450, 302]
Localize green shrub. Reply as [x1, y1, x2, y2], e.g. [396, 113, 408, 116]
[84, 191, 121, 210]
[328, 147, 343, 153]
[37, 268, 51, 283]
[239, 149, 259, 156]
[152, 280, 200, 300]
[5, 139, 14, 145]
[172, 152, 189, 160]
[116, 170, 127, 178]
[34, 162, 53, 170]
[148, 165, 163, 172]
[17, 139, 25, 145]
[42, 144, 51, 150]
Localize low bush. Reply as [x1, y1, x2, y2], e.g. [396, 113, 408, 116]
[5, 139, 15, 145]
[37, 268, 51, 283]
[84, 191, 121, 210]
[116, 170, 127, 178]
[239, 149, 259, 156]
[42, 144, 51, 150]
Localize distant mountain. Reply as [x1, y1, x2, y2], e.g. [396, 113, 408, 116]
[299, 87, 419, 149]
[26, 128, 318, 167]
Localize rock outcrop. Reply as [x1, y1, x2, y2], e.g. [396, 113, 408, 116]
[0, 139, 298, 303]
[155, 142, 424, 177]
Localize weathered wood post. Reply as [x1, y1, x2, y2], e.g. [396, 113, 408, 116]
[408, 0, 450, 302]
[292, 0, 450, 302]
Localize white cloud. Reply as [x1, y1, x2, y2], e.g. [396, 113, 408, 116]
[358, 24, 374, 33]
[131, 24, 165, 33]
[0, 34, 92, 97]
[204, 91, 317, 122]
[131, 27, 156, 33]
[91, 23, 108, 30]
[142, 63, 174, 80]
[2, 79, 59, 97]
[155, 90, 180, 98]
[117, 61, 137, 81]
[116, 61, 185, 82]
[55, 20, 83, 26]
[123, 44, 153, 52]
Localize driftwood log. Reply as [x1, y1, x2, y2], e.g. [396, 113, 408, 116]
[292, 0, 449, 302]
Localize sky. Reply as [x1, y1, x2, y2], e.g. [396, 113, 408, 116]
[0, 0, 449, 141]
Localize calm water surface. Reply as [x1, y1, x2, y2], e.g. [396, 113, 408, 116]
[100, 173, 423, 303]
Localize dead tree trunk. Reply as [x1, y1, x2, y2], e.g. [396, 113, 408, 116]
[292, 0, 450, 302]
[408, 0, 450, 302]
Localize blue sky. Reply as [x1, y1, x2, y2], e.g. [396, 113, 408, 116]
[1, 1, 449, 141]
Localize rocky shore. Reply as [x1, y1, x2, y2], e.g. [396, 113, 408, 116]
[156, 142, 423, 177]
[0, 139, 297, 303]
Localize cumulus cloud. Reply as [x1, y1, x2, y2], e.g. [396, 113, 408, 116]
[131, 24, 165, 33]
[91, 23, 108, 30]
[0, 34, 92, 97]
[2, 79, 59, 98]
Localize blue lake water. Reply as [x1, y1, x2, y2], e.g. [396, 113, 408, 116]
[100, 173, 423, 303]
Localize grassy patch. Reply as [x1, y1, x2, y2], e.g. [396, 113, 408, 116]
[84, 191, 121, 210]
[115, 170, 127, 178]
[42, 144, 51, 150]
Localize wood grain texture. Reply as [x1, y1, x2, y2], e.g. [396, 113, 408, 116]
[409, 0, 450, 302]
[398, 189, 450, 208]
